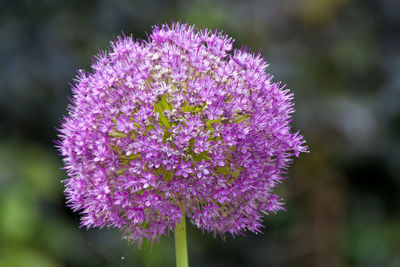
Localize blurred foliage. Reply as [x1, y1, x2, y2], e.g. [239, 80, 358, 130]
[1, 0, 400, 266]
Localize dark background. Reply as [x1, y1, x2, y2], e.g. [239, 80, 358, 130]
[1, 0, 399, 266]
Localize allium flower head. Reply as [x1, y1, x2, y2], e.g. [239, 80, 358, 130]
[58, 22, 307, 245]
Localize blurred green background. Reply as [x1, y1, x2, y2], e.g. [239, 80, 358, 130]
[1, 0, 399, 266]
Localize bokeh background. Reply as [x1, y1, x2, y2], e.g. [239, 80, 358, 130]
[1, 0, 399, 266]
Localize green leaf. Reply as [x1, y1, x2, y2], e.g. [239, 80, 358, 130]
[108, 130, 127, 138]
[154, 95, 172, 129]
[234, 114, 251, 123]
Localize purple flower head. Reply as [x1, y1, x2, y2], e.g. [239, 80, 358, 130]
[58, 22, 307, 246]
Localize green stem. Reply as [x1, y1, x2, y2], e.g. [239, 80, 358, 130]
[175, 209, 188, 267]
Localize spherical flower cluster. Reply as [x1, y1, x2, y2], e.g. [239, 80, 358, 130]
[58, 22, 307, 245]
